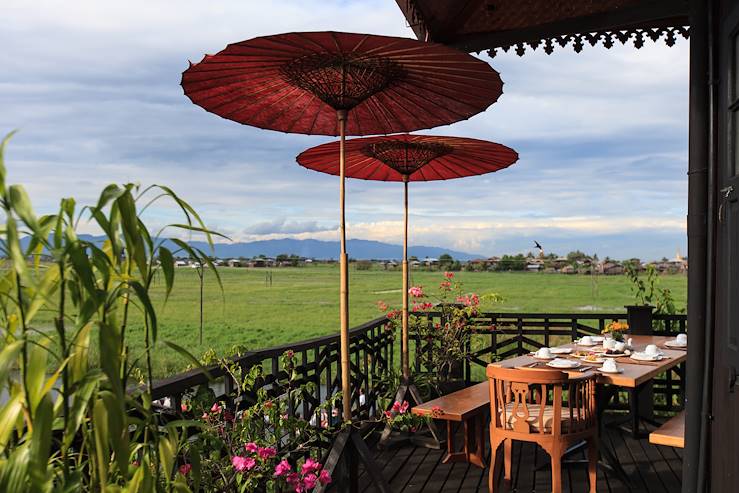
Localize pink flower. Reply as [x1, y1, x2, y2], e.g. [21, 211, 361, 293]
[302, 473, 318, 489]
[210, 402, 222, 413]
[245, 442, 259, 453]
[180, 403, 189, 412]
[408, 286, 424, 298]
[386, 309, 400, 319]
[377, 300, 388, 312]
[440, 280, 451, 290]
[274, 459, 292, 477]
[286, 472, 300, 487]
[444, 271, 454, 279]
[301, 458, 321, 475]
[399, 401, 409, 413]
[258, 446, 276, 459]
[232, 455, 254, 472]
[286, 349, 295, 358]
[391, 401, 401, 412]
[318, 469, 332, 485]
[384, 410, 393, 419]
[179, 463, 192, 476]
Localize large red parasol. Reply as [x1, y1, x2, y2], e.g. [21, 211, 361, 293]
[181, 31, 503, 424]
[297, 134, 518, 384]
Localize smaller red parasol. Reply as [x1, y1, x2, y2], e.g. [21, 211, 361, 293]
[297, 134, 518, 382]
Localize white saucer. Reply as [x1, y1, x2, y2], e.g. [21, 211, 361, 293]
[664, 340, 687, 348]
[550, 347, 572, 354]
[597, 367, 624, 374]
[630, 352, 664, 361]
[576, 340, 598, 347]
[546, 359, 581, 369]
[532, 354, 556, 360]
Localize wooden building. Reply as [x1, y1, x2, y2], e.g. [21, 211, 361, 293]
[393, 1, 736, 491]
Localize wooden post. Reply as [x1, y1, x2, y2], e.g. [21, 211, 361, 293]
[402, 176, 410, 380]
[338, 109, 351, 420]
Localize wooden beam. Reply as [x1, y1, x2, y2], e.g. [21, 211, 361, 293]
[441, 0, 689, 52]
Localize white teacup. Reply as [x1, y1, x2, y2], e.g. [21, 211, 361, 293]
[645, 344, 660, 356]
[535, 347, 553, 359]
[602, 359, 618, 372]
[614, 341, 627, 352]
[676, 333, 688, 345]
[603, 338, 616, 350]
[580, 336, 593, 345]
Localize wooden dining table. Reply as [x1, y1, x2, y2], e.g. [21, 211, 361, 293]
[490, 334, 687, 485]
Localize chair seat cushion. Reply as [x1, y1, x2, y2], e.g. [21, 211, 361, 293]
[499, 402, 571, 432]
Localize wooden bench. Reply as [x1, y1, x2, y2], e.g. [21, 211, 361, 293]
[649, 410, 685, 448]
[412, 381, 489, 468]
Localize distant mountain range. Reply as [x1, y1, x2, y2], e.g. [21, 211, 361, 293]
[66, 235, 480, 261]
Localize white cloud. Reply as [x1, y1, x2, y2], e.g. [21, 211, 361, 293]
[0, 0, 689, 259]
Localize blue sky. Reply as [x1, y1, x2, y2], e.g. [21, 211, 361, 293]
[1, 0, 688, 260]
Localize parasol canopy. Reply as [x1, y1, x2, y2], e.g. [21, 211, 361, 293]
[297, 134, 518, 383]
[181, 31, 503, 136]
[296, 134, 518, 181]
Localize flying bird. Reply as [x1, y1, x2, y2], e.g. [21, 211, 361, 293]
[534, 241, 543, 251]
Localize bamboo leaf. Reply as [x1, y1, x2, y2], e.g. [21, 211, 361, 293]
[63, 370, 102, 449]
[0, 130, 18, 195]
[9, 185, 39, 234]
[0, 341, 23, 386]
[92, 398, 110, 489]
[129, 281, 157, 343]
[161, 341, 213, 381]
[158, 246, 175, 302]
[26, 342, 48, 414]
[0, 394, 24, 450]
[29, 394, 53, 490]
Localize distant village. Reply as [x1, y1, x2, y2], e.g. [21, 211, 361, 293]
[173, 250, 688, 275]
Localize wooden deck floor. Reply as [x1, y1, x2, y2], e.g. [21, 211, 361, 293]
[357, 415, 683, 493]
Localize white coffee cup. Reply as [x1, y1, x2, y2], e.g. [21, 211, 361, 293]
[580, 336, 593, 345]
[676, 333, 688, 345]
[602, 359, 618, 372]
[645, 344, 659, 356]
[536, 347, 553, 359]
[614, 341, 627, 352]
[603, 338, 616, 350]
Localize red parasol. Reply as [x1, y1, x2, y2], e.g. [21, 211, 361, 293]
[181, 31, 504, 423]
[297, 134, 518, 382]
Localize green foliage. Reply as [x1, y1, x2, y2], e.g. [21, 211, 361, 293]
[0, 132, 221, 492]
[625, 264, 683, 315]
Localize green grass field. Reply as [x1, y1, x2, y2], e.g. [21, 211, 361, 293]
[34, 265, 686, 378]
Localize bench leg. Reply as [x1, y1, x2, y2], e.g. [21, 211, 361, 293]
[442, 417, 486, 469]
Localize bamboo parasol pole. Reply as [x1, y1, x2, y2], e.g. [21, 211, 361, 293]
[401, 175, 410, 380]
[337, 109, 351, 420]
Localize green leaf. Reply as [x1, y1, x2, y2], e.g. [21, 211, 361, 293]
[63, 370, 103, 449]
[92, 398, 110, 489]
[158, 246, 175, 302]
[129, 281, 157, 343]
[0, 341, 22, 386]
[157, 431, 177, 482]
[26, 342, 49, 414]
[0, 394, 24, 450]
[0, 130, 18, 196]
[9, 185, 39, 234]
[29, 394, 53, 490]
[162, 341, 213, 381]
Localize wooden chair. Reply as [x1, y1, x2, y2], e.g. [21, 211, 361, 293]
[487, 366, 598, 493]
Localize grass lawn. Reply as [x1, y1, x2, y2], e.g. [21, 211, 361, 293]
[31, 264, 686, 378]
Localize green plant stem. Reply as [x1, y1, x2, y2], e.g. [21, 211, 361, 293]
[56, 266, 70, 479]
[15, 272, 32, 428]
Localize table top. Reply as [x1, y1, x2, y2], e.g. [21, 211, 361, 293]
[491, 335, 687, 388]
[412, 382, 488, 422]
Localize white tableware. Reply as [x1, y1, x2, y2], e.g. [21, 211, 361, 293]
[579, 354, 606, 364]
[626, 337, 633, 348]
[614, 341, 627, 352]
[546, 358, 581, 369]
[631, 351, 664, 361]
[601, 359, 619, 372]
[676, 333, 688, 345]
[579, 336, 594, 346]
[591, 336, 605, 343]
[597, 366, 624, 374]
[645, 344, 660, 356]
[549, 347, 572, 354]
[665, 339, 688, 348]
[603, 338, 616, 350]
[534, 347, 554, 359]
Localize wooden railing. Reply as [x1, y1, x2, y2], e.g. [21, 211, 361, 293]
[151, 309, 687, 424]
[151, 316, 395, 425]
[411, 309, 687, 414]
